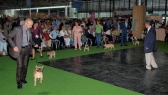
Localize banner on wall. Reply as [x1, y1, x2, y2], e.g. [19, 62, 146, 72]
[26, 0, 31, 8]
[90, 12, 95, 22]
[72, 0, 83, 11]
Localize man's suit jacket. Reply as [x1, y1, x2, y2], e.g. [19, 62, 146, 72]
[144, 27, 157, 53]
[8, 25, 34, 59]
[120, 22, 130, 33]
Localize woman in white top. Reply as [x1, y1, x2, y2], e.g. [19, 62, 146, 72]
[60, 26, 70, 48]
[67, 26, 74, 46]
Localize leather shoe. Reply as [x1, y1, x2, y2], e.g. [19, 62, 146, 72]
[40, 55, 43, 58]
[17, 83, 22, 89]
[22, 79, 27, 84]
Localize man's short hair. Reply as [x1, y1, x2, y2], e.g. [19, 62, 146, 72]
[145, 20, 152, 26]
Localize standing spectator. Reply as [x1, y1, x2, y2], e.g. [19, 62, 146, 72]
[95, 20, 104, 48]
[73, 21, 82, 50]
[12, 19, 19, 31]
[20, 18, 25, 25]
[165, 26, 168, 42]
[104, 19, 111, 31]
[120, 18, 130, 46]
[31, 21, 43, 60]
[3, 20, 11, 38]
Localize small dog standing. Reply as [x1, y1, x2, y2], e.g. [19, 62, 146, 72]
[47, 50, 56, 59]
[34, 65, 44, 86]
[84, 44, 89, 51]
[133, 41, 140, 46]
[104, 43, 115, 50]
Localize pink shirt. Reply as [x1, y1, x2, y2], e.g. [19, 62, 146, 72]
[72, 26, 82, 36]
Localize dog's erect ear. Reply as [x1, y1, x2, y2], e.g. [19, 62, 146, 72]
[42, 66, 44, 69]
[35, 65, 37, 68]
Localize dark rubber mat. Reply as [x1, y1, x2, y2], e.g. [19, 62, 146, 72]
[40, 47, 168, 95]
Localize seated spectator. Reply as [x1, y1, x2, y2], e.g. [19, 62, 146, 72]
[142, 28, 147, 40]
[0, 28, 7, 55]
[87, 25, 96, 46]
[41, 28, 51, 50]
[50, 26, 59, 40]
[105, 28, 112, 43]
[67, 26, 74, 47]
[57, 26, 66, 49]
[60, 26, 70, 48]
[112, 28, 120, 43]
[44, 20, 52, 32]
[81, 25, 88, 45]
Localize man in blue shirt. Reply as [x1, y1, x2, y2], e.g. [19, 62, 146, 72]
[113, 19, 118, 29]
[105, 19, 111, 31]
[120, 18, 130, 46]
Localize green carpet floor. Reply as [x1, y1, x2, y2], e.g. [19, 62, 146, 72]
[0, 41, 167, 95]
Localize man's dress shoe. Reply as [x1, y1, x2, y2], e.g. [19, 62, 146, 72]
[17, 83, 22, 89]
[22, 79, 27, 84]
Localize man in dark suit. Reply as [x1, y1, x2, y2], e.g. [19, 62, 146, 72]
[8, 18, 38, 89]
[144, 20, 158, 70]
[120, 18, 130, 46]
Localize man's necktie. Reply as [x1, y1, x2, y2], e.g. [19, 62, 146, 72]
[26, 30, 29, 44]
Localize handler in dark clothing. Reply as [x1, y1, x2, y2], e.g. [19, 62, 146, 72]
[144, 20, 158, 70]
[8, 18, 38, 89]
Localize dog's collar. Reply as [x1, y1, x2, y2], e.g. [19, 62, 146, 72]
[36, 70, 42, 72]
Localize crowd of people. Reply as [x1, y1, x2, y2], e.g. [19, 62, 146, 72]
[0, 16, 168, 57]
[0, 17, 118, 56]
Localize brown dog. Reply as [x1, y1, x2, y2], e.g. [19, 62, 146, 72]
[133, 41, 140, 46]
[34, 65, 44, 86]
[104, 44, 115, 50]
[47, 51, 56, 59]
[84, 44, 89, 51]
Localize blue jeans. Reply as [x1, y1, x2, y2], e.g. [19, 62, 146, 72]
[70, 37, 74, 46]
[0, 41, 7, 55]
[81, 37, 88, 45]
[121, 32, 127, 45]
[96, 33, 103, 48]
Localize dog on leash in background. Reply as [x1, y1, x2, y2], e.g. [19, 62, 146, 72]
[47, 50, 56, 59]
[131, 36, 140, 46]
[84, 43, 89, 51]
[133, 41, 140, 46]
[34, 65, 44, 86]
[104, 42, 115, 50]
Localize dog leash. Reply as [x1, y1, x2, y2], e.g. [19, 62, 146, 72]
[35, 51, 38, 66]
